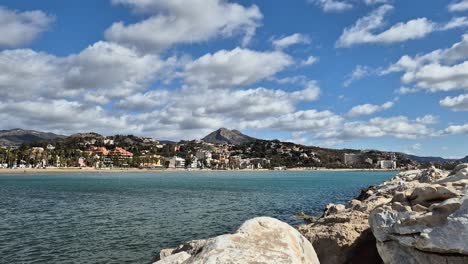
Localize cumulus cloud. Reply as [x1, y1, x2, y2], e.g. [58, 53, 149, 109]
[0, 41, 175, 102]
[309, 0, 389, 12]
[341, 116, 436, 139]
[106, 0, 262, 52]
[385, 34, 468, 92]
[444, 124, 468, 134]
[184, 47, 292, 89]
[272, 33, 310, 49]
[343, 65, 371, 87]
[0, 6, 54, 48]
[336, 5, 436, 47]
[440, 94, 468, 111]
[336, 5, 468, 48]
[301, 56, 318, 66]
[394, 87, 419, 95]
[310, 0, 353, 12]
[448, 0, 468, 12]
[347, 101, 393, 117]
[416, 115, 438, 125]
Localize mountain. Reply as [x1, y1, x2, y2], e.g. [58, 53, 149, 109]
[202, 128, 257, 145]
[0, 129, 66, 146]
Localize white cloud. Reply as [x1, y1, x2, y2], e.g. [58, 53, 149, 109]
[343, 65, 371, 87]
[106, 0, 262, 52]
[184, 47, 292, 89]
[337, 5, 468, 48]
[272, 33, 310, 49]
[448, 0, 468, 12]
[416, 115, 438, 125]
[441, 17, 468, 30]
[440, 94, 468, 111]
[347, 101, 393, 117]
[385, 34, 468, 92]
[444, 124, 468, 134]
[310, 0, 353, 12]
[395, 86, 419, 95]
[0, 41, 175, 102]
[341, 116, 436, 139]
[336, 5, 438, 47]
[0, 6, 54, 48]
[301, 56, 318, 66]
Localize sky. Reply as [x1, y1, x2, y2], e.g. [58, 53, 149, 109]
[0, 0, 467, 158]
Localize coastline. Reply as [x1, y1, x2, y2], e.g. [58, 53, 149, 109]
[151, 164, 468, 264]
[0, 167, 400, 175]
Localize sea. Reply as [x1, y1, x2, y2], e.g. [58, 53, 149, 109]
[0, 171, 395, 263]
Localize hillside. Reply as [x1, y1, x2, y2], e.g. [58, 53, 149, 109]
[202, 128, 257, 145]
[0, 129, 66, 146]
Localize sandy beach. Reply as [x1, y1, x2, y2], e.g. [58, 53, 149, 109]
[0, 167, 400, 175]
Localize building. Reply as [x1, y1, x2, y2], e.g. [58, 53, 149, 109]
[196, 150, 212, 162]
[365, 158, 373, 165]
[344, 153, 361, 164]
[109, 147, 133, 157]
[378, 160, 397, 169]
[167, 156, 185, 168]
[88, 146, 109, 156]
[139, 154, 162, 168]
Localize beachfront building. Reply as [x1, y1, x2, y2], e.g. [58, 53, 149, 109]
[167, 156, 185, 168]
[378, 160, 397, 169]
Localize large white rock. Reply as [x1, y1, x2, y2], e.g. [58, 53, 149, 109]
[154, 217, 320, 264]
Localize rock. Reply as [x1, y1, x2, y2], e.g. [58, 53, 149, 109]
[153, 252, 191, 264]
[411, 204, 427, 212]
[154, 217, 319, 264]
[346, 199, 367, 212]
[369, 165, 468, 264]
[323, 203, 345, 216]
[419, 166, 447, 183]
[298, 210, 381, 264]
[408, 185, 459, 207]
[376, 241, 468, 264]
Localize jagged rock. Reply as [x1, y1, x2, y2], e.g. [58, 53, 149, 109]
[154, 217, 319, 264]
[419, 167, 447, 183]
[154, 240, 208, 262]
[369, 164, 468, 264]
[298, 209, 381, 264]
[323, 203, 345, 216]
[376, 241, 468, 264]
[154, 252, 191, 264]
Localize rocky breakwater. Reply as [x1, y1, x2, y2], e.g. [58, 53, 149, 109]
[369, 164, 468, 264]
[152, 217, 320, 264]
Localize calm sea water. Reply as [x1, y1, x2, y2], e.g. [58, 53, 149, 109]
[0, 171, 395, 264]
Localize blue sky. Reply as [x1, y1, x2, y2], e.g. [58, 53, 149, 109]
[0, 0, 467, 158]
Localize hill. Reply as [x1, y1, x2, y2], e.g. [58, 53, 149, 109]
[202, 128, 257, 145]
[0, 129, 66, 146]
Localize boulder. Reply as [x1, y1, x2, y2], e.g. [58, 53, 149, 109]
[154, 217, 319, 264]
[369, 164, 468, 264]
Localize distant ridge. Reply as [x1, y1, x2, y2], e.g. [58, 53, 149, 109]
[202, 128, 256, 145]
[0, 129, 66, 146]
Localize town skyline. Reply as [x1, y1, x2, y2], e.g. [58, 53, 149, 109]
[0, 0, 467, 158]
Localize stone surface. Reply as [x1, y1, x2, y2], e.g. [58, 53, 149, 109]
[369, 164, 468, 264]
[154, 217, 319, 264]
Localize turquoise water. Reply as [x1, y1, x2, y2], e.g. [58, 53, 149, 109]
[0, 171, 395, 263]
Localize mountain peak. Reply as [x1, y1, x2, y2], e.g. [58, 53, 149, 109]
[202, 128, 256, 145]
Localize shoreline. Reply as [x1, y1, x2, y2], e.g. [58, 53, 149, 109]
[0, 167, 400, 175]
